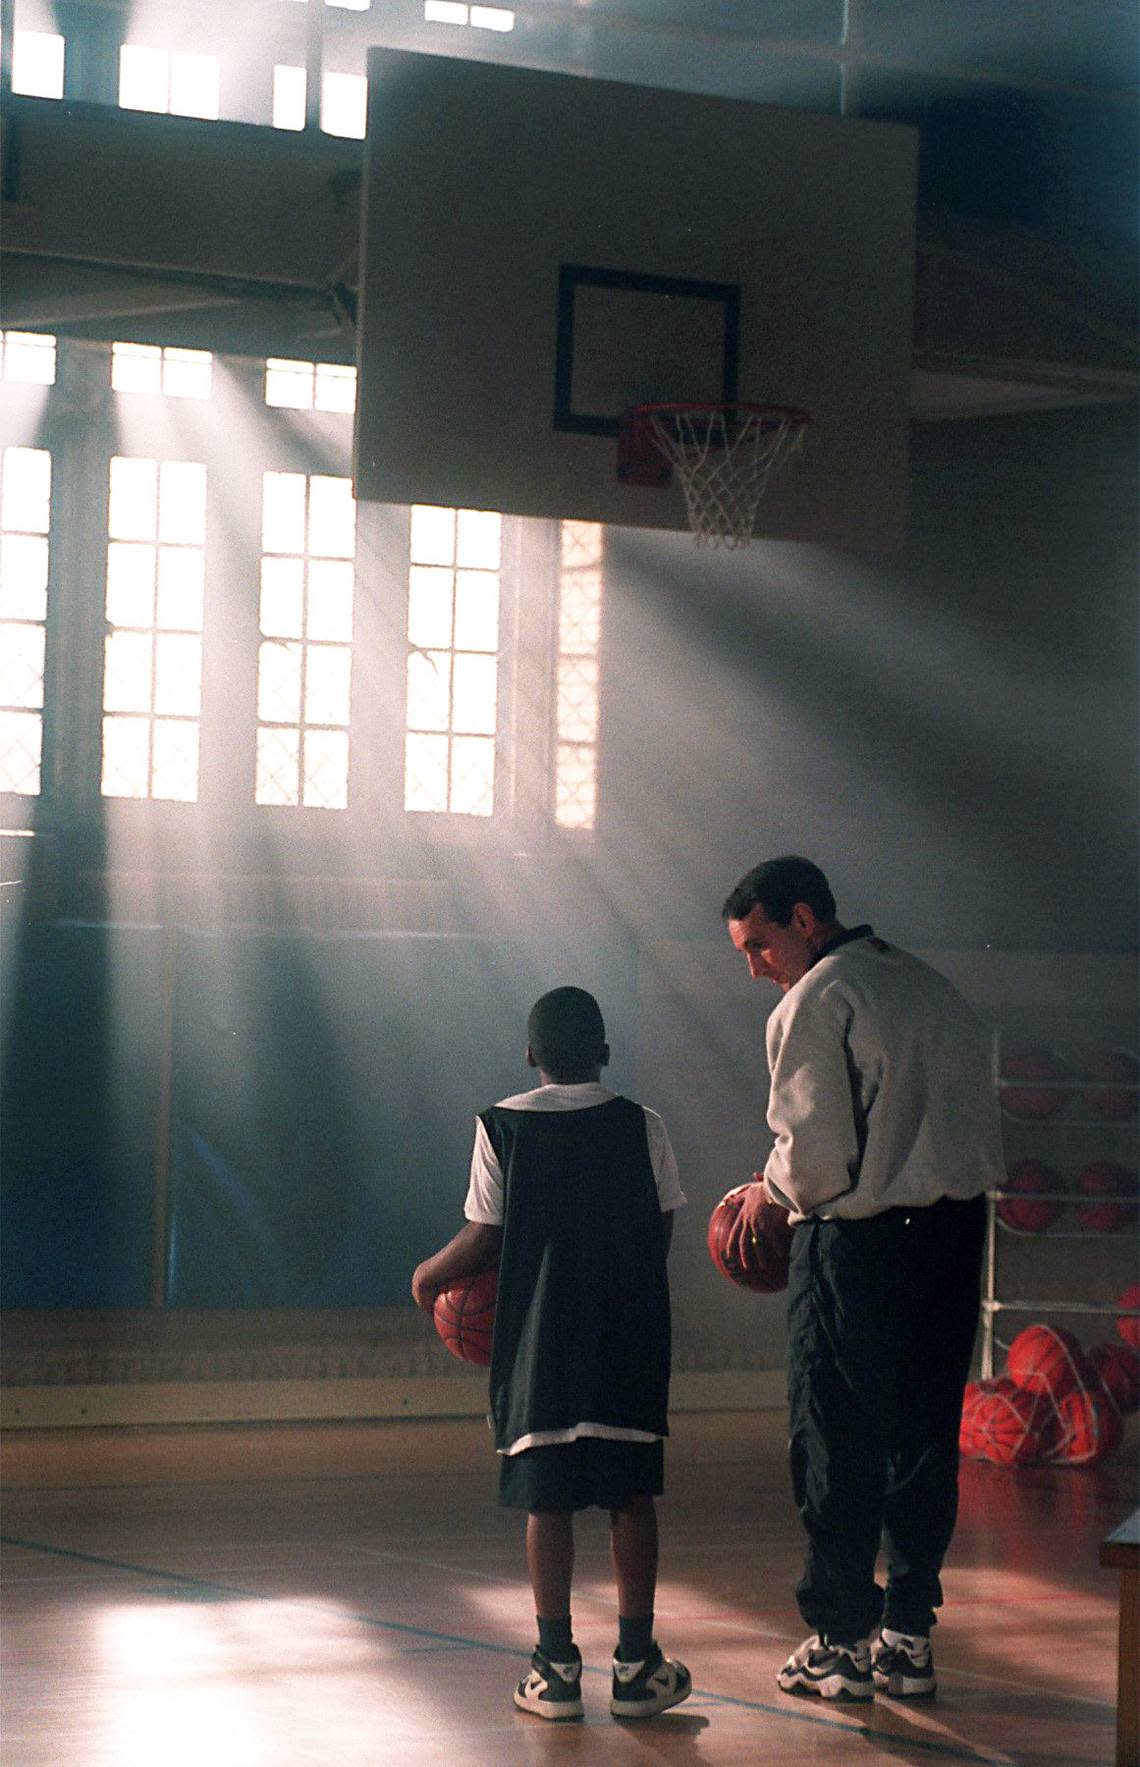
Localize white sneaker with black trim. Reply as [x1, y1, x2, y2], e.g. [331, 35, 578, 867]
[776, 1633, 874, 1700]
[610, 1645, 692, 1718]
[872, 1630, 936, 1697]
[514, 1649, 583, 1720]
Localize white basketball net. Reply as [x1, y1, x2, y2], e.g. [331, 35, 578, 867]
[644, 404, 810, 548]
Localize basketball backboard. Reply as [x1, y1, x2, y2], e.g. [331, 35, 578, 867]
[355, 51, 918, 549]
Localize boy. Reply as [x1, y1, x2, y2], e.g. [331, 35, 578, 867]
[411, 986, 691, 1722]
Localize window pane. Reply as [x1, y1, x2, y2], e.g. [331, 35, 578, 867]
[409, 504, 455, 567]
[12, 31, 65, 98]
[314, 364, 356, 413]
[258, 639, 302, 724]
[321, 70, 367, 139]
[119, 44, 168, 111]
[404, 732, 449, 812]
[555, 746, 597, 829]
[407, 566, 454, 650]
[112, 342, 162, 394]
[302, 727, 349, 809]
[256, 725, 300, 806]
[406, 650, 450, 732]
[260, 556, 305, 638]
[2, 448, 51, 533]
[4, 332, 57, 386]
[0, 624, 46, 708]
[0, 710, 42, 794]
[162, 348, 213, 399]
[559, 567, 602, 651]
[170, 52, 220, 120]
[156, 547, 205, 631]
[449, 734, 495, 815]
[109, 457, 158, 541]
[471, 6, 515, 30]
[304, 645, 351, 726]
[106, 543, 157, 628]
[456, 508, 501, 570]
[272, 66, 307, 132]
[158, 461, 206, 545]
[451, 651, 497, 734]
[557, 655, 599, 742]
[307, 476, 355, 558]
[265, 356, 312, 408]
[151, 720, 200, 801]
[101, 716, 150, 797]
[154, 634, 202, 716]
[453, 571, 498, 651]
[0, 534, 50, 620]
[561, 519, 603, 569]
[263, 472, 306, 553]
[103, 631, 154, 713]
[306, 559, 354, 642]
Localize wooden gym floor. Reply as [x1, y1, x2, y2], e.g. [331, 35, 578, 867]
[1, 1408, 1136, 1767]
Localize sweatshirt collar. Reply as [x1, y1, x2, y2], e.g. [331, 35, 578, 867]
[815, 922, 874, 964]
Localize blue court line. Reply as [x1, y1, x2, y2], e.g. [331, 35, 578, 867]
[0, 1534, 1080, 1767]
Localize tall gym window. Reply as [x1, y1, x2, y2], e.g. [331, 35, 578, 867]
[404, 505, 501, 818]
[101, 457, 207, 802]
[0, 448, 52, 797]
[257, 472, 356, 808]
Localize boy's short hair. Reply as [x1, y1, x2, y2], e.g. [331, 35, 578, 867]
[721, 855, 837, 926]
[528, 987, 606, 1079]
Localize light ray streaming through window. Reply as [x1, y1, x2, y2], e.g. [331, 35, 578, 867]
[271, 67, 367, 136]
[12, 31, 65, 98]
[112, 344, 213, 400]
[119, 46, 220, 118]
[264, 360, 356, 413]
[554, 521, 602, 829]
[0, 449, 52, 796]
[1, 332, 57, 386]
[405, 505, 501, 818]
[101, 457, 207, 801]
[257, 472, 356, 808]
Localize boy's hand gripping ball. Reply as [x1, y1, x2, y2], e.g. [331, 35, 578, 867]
[433, 1267, 498, 1366]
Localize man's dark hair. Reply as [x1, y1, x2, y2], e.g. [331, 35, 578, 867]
[721, 856, 837, 926]
[527, 986, 606, 1080]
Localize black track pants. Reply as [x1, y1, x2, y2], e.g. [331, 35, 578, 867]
[785, 1193, 986, 1642]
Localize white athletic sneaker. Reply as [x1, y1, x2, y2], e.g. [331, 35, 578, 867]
[776, 1633, 874, 1700]
[872, 1629, 937, 1697]
[610, 1645, 693, 1718]
[513, 1649, 584, 1721]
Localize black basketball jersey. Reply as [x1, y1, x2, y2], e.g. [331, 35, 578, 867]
[480, 1095, 672, 1453]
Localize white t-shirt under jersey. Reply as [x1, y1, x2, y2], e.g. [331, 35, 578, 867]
[464, 1081, 687, 1226]
[464, 1081, 686, 1454]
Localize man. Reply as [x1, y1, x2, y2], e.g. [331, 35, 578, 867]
[722, 856, 1003, 1702]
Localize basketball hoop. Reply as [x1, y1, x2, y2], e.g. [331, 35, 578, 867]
[619, 402, 812, 548]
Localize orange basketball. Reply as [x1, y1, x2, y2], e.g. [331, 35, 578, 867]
[1117, 1283, 1140, 1351]
[1087, 1341, 1140, 1417]
[707, 1183, 793, 1293]
[1074, 1161, 1138, 1233]
[1005, 1323, 1090, 1402]
[1043, 1388, 1123, 1467]
[997, 1160, 1063, 1232]
[999, 1046, 1068, 1119]
[433, 1267, 498, 1366]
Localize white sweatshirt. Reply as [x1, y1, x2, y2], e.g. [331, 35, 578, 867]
[762, 929, 1005, 1221]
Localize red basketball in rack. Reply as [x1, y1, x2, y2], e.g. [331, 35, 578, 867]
[434, 1267, 498, 1366]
